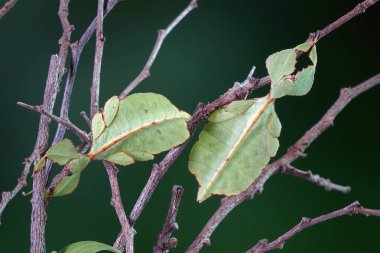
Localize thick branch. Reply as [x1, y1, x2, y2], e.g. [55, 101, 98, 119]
[154, 185, 184, 253]
[185, 73, 380, 253]
[0, 0, 18, 20]
[16, 102, 90, 143]
[30, 55, 61, 253]
[119, 0, 199, 98]
[103, 162, 135, 253]
[246, 201, 380, 253]
[90, 0, 105, 117]
[114, 0, 380, 249]
[279, 165, 351, 194]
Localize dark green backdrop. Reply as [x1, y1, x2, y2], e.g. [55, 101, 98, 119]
[0, 0, 379, 252]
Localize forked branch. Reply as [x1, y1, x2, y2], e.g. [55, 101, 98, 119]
[103, 161, 135, 253]
[119, 0, 199, 98]
[185, 73, 380, 252]
[114, 0, 380, 249]
[16, 102, 90, 143]
[246, 201, 380, 253]
[154, 185, 184, 253]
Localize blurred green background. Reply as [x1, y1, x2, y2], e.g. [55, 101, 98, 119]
[0, 0, 379, 252]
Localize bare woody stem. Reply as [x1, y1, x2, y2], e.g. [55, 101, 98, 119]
[90, 0, 105, 117]
[119, 0, 199, 99]
[113, 0, 379, 249]
[51, 0, 121, 160]
[0, 0, 18, 20]
[154, 185, 184, 253]
[0, 155, 34, 223]
[103, 162, 135, 253]
[185, 73, 380, 253]
[279, 165, 351, 194]
[30, 55, 61, 253]
[16, 102, 90, 143]
[246, 201, 380, 253]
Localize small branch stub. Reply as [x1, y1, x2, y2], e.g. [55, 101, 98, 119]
[154, 185, 184, 253]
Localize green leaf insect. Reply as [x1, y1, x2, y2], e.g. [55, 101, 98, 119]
[189, 96, 281, 202]
[189, 42, 317, 202]
[267, 42, 318, 98]
[56, 241, 121, 253]
[88, 93, 191, 165]
[40, 93, 191, 197]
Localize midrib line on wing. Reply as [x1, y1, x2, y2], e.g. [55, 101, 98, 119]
[87, 115, 186, 160]
[201, 96, 273, 197]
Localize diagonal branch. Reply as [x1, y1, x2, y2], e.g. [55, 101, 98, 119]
[246, 201, 380, 253]
[0, 0, 18, 20]
[154, 185, 184, 253]
[279, 165, 351, 194]
[185, 73, 380, 253]
[0, 154, 33, 223]
[51, 0, 121, 166]
[103, 161, 135, 253]
[114, 0, 380, 249]
[119, 0, 199, 98]
[16, 102, 90, 143]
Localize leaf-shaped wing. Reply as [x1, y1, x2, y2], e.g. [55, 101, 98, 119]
[46, 139, 81, 165]
[266, 43, 318, 98]
[88, 93, 191, 165]
[57, 241, 121, 253]
[52, 173, 81, 197]
[189, 96, 281, 202]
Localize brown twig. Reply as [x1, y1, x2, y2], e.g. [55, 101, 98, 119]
[119, 0, 199, 99]
[30, 55, 61, 253]
[0, 0, 74, 228]
[0, 155, 34, 223]
[114, 1, 380, 249]
[0, 0, 18, 20]
[103, 161, 135, 253]
[279, 165, 351, 194]
[154, 185, 184, 253]
[16, 102, 90, 143]
[51, 0, 121, 161]
[246, 201, 380, 253]
[185, 73, 380, 253]
[90, 0, 105, 117]
[80, 111, 91, 127]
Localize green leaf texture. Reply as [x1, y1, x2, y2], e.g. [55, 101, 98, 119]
[57, 241, 121, 253]
[266, 42, 318, 98]
[88, 93, 191, 166]
[189, 96, 281, 202]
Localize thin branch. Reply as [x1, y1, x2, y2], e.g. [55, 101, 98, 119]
[0, 0, 18, 20]
[0, 154, 33, 223]
[56, 0, 74, 86]
[30, 55, 61, 253]
[80, 111, 91, 127]
[103, 161, 135, 253]
[114, 0, 379, 249]
[246, 201, 380, 253]
[17, 102, 90, 143]
[154, 185, 184, 253]
[45, 143, 89, 201]
[90, 0, 105, 117]
[185, 73, 380, 253]
[119, 0, 199, 99]
[279, 165, 351, 194]
[50, 0, 121, 168]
